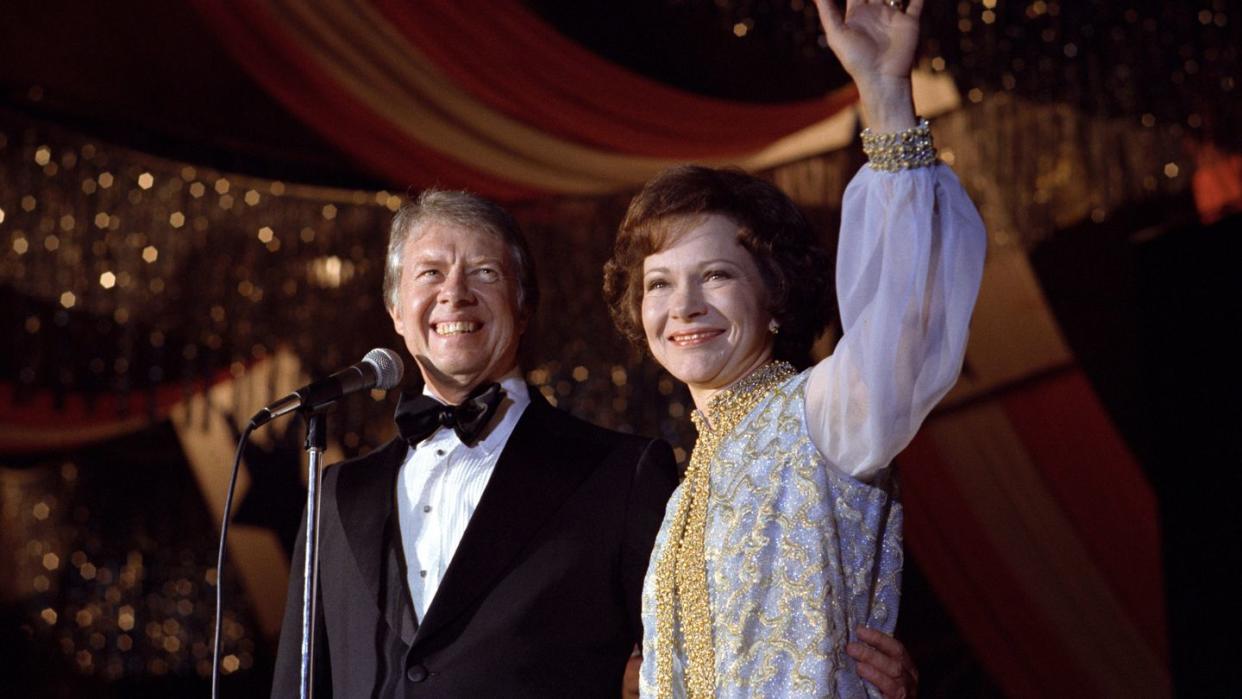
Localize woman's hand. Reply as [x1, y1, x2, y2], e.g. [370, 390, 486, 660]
[846, 626, 920, 698]
[813, 0, 923, 132]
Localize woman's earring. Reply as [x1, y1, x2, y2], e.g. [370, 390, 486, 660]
[768, 319, 780, 334]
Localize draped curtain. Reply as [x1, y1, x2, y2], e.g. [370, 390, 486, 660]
[189, 0, 866, 199]
[903, 370, 1168, 697]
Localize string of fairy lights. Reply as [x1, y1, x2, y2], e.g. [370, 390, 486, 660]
[532, 0, 1237, 148]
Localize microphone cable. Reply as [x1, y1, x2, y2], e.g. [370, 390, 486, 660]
[210, 418, 257, 699]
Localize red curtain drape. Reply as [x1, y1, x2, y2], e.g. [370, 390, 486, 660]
[190, 0, 859, 200]
[0, 374, 228, 453]
[191, 1, 546, 200]
[370, 0, 853, 157]
[902, 368, 1168, 697]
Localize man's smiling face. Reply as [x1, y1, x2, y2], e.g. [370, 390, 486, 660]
[389, 220, 524, 403]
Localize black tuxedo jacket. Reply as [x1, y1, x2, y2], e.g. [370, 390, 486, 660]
[271, 389, 677, 697]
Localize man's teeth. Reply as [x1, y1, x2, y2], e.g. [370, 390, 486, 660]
[436, 321, 479, 336]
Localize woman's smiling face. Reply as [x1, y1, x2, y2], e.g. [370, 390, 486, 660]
[640, 214, 774, 406]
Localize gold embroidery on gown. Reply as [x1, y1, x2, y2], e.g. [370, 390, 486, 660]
[653, 361, 796, 698]
[642, 368, 903, 698]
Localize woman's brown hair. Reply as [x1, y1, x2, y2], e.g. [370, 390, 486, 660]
[603, 165, 833, 368]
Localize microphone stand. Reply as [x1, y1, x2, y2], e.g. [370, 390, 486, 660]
[299, 407, 329, 699]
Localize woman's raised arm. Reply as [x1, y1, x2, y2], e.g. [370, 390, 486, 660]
[805, 0, 987, 480]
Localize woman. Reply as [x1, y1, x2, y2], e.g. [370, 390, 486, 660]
[603, 1, 986, 696]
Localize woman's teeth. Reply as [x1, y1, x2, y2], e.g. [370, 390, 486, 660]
[671, 331, 719, 344]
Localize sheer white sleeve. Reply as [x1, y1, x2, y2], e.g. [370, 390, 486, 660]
[805, 163, 987, 481]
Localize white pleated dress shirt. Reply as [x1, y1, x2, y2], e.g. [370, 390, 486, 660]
[395, 372, 530, 622]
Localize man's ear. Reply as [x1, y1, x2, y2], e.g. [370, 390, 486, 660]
[517, 307, 531, 336]
[388, 304, 406, 338]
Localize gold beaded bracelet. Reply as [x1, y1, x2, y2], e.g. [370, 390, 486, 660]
[860, 117, 937, 172]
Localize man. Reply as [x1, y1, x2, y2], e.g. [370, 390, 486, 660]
[272, 190, 678, 696]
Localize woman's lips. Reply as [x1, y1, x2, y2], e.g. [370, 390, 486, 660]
[668, 329, 723, 347]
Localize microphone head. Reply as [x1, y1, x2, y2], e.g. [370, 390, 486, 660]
[362, 348, 404, 390]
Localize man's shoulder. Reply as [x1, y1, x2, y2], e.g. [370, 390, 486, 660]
[329, 436, 406, 468]
[323, 437, 406, 491]
[533, 400, 651, 446]
[528, 399, 672, 466]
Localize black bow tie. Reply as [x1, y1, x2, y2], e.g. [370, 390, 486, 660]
[395, 382, 505, 447]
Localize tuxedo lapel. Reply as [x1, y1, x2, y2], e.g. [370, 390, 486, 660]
[334, 437, 408, 639]
[412, 391, 591, 646]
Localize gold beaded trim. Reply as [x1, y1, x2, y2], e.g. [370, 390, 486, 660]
[860, 117, 937, 172]
[654, 361, 797, 698]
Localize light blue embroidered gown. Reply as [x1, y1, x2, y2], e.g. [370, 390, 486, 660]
[639, 164, 988, 698]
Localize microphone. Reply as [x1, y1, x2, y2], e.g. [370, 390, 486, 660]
[250, 348, 404, 428]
